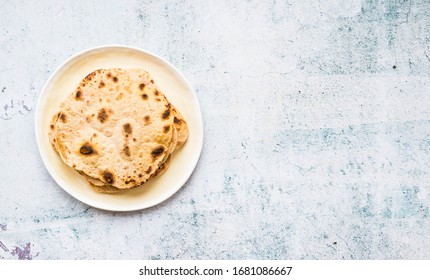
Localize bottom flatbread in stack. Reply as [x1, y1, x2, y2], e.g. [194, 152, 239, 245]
[48, 68, 188, 193]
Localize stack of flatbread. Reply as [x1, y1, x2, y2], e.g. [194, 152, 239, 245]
[49, 68, 188, 193]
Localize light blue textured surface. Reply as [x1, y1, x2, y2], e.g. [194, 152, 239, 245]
[1, 0, 430, 259]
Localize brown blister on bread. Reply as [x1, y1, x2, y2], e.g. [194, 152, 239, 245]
[85, 71, 97, 82]
[123, 146, 131, 157]
[162, 109, 170, 119]
[103, 170, 115, 184]
[59, 112, 67, 123]
[79, 142, 97, 155]
[145, 166, 152, 174]
[123, 123, 132, 134]
[75, 90, 83, 100]
[125, 178, 135, 185]
[97, 108, 109, 123]
[151, 146, 164, 158]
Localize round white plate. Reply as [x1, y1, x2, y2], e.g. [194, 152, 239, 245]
[35, 45, 203, 211]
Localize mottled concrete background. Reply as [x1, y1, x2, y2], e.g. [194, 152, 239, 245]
[1, 0, 430, 259]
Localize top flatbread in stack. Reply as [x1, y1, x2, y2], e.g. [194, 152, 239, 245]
[49, 68, 188, 193]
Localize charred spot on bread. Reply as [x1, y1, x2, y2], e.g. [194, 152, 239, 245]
[103, 171, 114, 184]
[125, 178, 136, 184]
[79, 143, 96, 155]
[151, 146, 164, 158]
[85, 72, 95, 81]
[123, 123, 132, 134]
[162, 109, 170, 119]
[97, 108, 109, 123]
[123, 146, 131, 156]
[75, 90, 82, 100]
[59, 112, 67, 123]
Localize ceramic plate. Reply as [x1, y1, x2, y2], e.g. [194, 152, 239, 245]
[35, 45, 203, 211]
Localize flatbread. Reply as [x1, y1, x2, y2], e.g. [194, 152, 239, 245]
[50, 68, 176, 189]
[89, 156, 172, 194]
[171, 106, 188, 148]
[80, 105, 185, 193]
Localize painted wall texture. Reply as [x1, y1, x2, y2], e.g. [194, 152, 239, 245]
[1, 0, 430, 259]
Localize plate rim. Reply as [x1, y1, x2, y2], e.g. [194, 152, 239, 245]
[34, 44, 203, 212]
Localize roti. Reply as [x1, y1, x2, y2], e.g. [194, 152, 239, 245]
[49, 68, 184, 190]
[82, 104, 188, 193]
